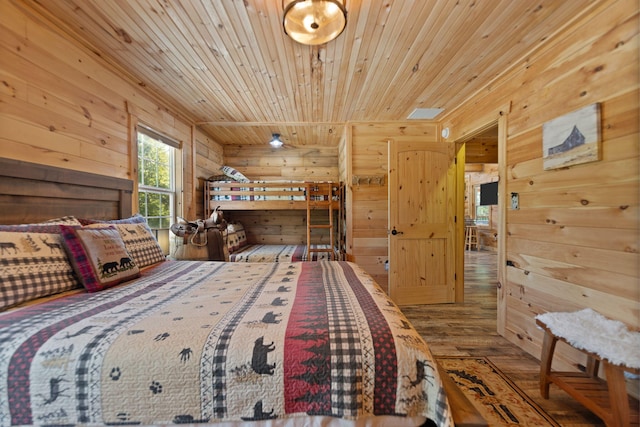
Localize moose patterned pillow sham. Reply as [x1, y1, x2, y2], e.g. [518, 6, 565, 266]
[0, 261, 453, 427]
[0, 223, 82, 311]
[59, 225, 140, 292]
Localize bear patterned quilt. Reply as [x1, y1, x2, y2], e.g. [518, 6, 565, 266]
[0, 260, 452, 427]
[229, 244, 332, 262]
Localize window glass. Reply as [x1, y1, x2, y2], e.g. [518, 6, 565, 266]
[474, 186, 490, 226]
[137, 129, 175, 230]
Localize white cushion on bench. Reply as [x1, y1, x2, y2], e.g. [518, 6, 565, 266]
[536, 308, 640, 369]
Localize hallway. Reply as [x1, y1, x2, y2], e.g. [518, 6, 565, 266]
[402, 250, 605, 426]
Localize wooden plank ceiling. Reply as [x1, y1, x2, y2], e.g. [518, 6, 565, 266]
[24, 0, 598, 148]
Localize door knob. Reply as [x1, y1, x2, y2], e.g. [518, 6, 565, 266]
[391, 227, 403, 235]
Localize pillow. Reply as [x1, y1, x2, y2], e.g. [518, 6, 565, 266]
[226, 229, 240, 253]
[234, 223, 248, 248]
[0, 224, 81, 310]
[221, 165, 250, 183]
[78, 213, 146, 226]
[80, 215, 166, 268]
[59, 225, 140, 292]
[0, 217, 82, 230]
[41, 216, 83, 225]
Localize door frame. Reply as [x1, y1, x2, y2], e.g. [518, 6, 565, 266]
[453, 115, 507, 335]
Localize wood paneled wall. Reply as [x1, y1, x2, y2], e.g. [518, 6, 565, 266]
[347, 122, 440, 287]
[222, 145, 339, 181]
[195, 128, 224, 219]
[2, 0, 637, 383]
[442, 0, 639, 370]
[0, 1, 222, 220]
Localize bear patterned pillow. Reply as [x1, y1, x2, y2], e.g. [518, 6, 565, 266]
[0, 224, 80, 310]
[80, 214, 166, 268]
[221, 165, 250, 183]
[59, 225, 140, 292]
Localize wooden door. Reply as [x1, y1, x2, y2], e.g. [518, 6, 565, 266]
[388, 139, 457, 305]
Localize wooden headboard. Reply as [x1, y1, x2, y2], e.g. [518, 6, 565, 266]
[0, 158, 133, 224]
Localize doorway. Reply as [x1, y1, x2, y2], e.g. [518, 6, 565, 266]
[457, 120, 505, 332]
[463, 125, 499, 252]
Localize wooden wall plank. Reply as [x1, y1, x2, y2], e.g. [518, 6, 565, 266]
[0, 1, 223, 220]
[348, 122, 439, 287]
[442, 0, 639, 375]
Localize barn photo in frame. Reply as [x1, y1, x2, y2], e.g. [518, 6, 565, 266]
[542, 103, 601, 170]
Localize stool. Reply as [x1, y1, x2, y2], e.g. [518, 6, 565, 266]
[465, 225, 478, 250]
[536, 310, 640, 427]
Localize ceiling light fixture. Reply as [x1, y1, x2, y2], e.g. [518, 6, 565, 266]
[283, 0, 347, 46]
[270, 133, 284, 148]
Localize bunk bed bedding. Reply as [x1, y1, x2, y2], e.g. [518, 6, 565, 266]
[225, 223, 331, 262]
[205, 180, 340, 214]
[1, 259, 452, 427]
[209, 181, 308, 201]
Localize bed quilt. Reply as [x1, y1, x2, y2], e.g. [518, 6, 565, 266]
[0, 260, 452, 426]
[229, 244, 331, 262]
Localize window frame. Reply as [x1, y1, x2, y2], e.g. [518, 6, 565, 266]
[136, 125, 181, 231]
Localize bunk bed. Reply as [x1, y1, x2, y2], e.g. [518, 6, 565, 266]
[205, 176, 345, 261]
[0, 157, 453, 427]
[225, 221, 332, 262]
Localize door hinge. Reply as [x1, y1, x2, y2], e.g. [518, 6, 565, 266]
[454, 215, 457, 223]
[454, 273, 457, 281]
[454, 157, 457, 164]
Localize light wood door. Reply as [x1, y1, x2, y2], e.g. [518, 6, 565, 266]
[388, 139, 457, 305]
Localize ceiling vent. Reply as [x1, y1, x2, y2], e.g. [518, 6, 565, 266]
[408, 108, 444, 119]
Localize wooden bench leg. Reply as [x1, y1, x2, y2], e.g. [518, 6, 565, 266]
[539, 329, 557, 399]
[604, 361, 630, 427]
[586, 355, 600, 378]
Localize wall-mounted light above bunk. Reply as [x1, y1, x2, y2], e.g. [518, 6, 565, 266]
[269, 133, 284, 148]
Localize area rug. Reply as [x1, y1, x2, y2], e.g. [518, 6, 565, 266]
[436, 357, 560, 426]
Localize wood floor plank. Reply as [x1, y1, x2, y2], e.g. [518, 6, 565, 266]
[403, 250, 612, 426]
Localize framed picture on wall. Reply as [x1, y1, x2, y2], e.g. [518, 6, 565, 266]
[542, 103, 601, 170]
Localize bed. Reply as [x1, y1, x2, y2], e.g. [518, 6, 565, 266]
[224, 222, 333, 262]
[204, 179, 342, 214]
[0, 158, 453, 427]
[206, 173, 345, 261]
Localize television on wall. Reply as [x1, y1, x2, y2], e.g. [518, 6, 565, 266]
[479, 181, 498, 206]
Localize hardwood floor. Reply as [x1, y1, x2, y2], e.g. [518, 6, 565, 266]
[402, 250, 606, 426]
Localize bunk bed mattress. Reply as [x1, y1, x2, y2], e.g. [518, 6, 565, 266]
[229, 244, 331, 262]
[0, 260, 452, 427]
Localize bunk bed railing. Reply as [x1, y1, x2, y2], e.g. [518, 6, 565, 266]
[205, 180, 340, 215]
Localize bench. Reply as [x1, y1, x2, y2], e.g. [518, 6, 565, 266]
[536, 309, 640, 427]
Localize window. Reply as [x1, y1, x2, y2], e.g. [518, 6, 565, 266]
[474, 185, 490, 226]
[137, 127, 179, 230]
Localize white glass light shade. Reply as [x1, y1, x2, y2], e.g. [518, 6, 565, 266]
[270, 133, 284, 148]
[283, 0, 346, 45]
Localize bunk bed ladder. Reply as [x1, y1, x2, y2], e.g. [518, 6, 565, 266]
[306, 182, 335, 261]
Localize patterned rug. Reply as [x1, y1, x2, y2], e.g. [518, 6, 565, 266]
[436, 357, 560, 426]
